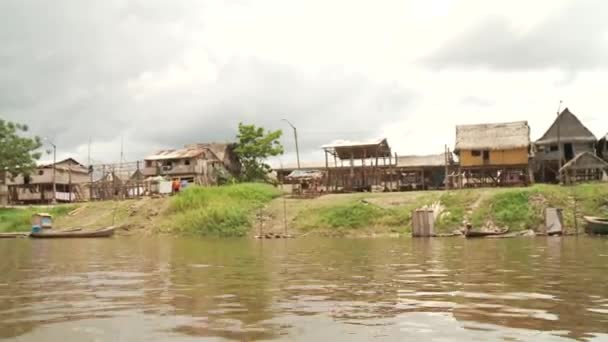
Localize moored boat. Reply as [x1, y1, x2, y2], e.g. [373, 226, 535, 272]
[584, 216, 608, 235]
[465, 227, 509, 238]
[29, 226, 116, 239]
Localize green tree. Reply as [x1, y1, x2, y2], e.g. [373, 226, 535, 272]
[234, 123, 283, 182]
[0, 119, 42, 177]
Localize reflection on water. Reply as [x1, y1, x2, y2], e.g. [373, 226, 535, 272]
[1, 236, 607, 341]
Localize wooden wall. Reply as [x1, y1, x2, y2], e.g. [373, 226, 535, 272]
[459, 147, 528, 167]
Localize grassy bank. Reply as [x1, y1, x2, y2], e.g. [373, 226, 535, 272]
[0, 206, 75, 232]
[161, 183, 282, 236]
[284, 183, 608, 236]
[7, 182, 606, 237]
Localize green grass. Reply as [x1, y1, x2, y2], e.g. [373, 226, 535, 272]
[293, 193, 438, 235]
[164, 183, 282, 236]
[0, 206, 75, 232]
[435, 190, 480, 231]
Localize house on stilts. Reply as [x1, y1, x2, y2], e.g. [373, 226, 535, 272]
[321, 138, 397, 192]
[597, 133, 608, 163]
[533, 108, 597, 183]
[454, 121, 531, 187]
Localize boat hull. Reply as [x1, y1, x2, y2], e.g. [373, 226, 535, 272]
[584, 217, 608, 235]
[29, 227, 116, 239]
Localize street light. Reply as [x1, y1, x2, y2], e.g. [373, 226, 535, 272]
[43, 138, 57, 204]
[282, 119, 301, 169]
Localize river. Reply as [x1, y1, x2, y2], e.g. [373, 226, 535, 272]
[0, 237, 607, 341]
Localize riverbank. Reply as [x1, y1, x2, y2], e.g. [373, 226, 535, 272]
[2, 183, 607, 236]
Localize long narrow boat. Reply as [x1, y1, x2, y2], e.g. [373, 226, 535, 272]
[0, 232, 30, 239]
[465, 227, 509, 238]
[584, 216, 608, 235]
[29, 226, 116, 239]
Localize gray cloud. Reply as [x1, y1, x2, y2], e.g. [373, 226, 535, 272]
[424, 0, 608, 71]
[0, 0, 416, 162]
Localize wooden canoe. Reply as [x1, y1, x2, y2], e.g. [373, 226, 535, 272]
[0, 232, 30, 239]
[465, 227, 509, 238]
[584, 216, 608, 235]
[29, 226, 116, 239]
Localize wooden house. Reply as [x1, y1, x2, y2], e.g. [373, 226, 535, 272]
[143, 143, 241, 186]
[396, 153, 454, 190]
[454, 121, 531, 187]
[534, 108, 597, 183]
[6, 158, 89, 204]
[559, 152, 608, 184]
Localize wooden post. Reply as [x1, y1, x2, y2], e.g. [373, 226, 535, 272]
[325, 150, 330, 192]
[349, 151, 354, 191]
[388, 152, 393, 191]
[444, 144, 450, 190]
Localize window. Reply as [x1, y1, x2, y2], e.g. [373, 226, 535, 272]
[184, 160, 191, 166]
[550, 145, 558, 152]
[471, 150, 481, 157]
[483, 150, 490, 160]
[38, 170, 44, 176]
[145, 160, 153, 168]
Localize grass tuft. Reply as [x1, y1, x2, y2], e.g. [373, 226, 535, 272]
[0, 206, 76, 232]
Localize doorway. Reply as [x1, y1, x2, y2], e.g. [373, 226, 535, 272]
[564, 143, 574, 161]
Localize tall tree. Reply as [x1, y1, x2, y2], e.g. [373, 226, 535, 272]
[234, 123, 283, 181]
[0, 119, 42, 177]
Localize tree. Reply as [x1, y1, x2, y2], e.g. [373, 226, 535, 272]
[234, 123, 283, 181]
[0, 119, 42, 177]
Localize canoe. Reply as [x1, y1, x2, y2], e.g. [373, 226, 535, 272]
[584, 216, 608, 235]
[0, 232, 30, 239]
[29, 226, 116, 239]
[465, 227, 509, 238]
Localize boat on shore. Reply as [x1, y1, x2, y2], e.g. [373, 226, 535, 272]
[464, 227, 509, 238]
[29, 226, 116, 239]
[584, 216, 608, 235]
[0, 232, 30, 239]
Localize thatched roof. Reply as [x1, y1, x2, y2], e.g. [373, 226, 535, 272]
[454, 121, 530, 153]
[559, 152, 608, 173]
[397, 154, 447, 168]
[536, 108, 596, 145]
[322, 138, 391, 159]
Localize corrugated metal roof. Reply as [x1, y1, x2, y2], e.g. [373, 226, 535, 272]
[286, 170, 324, 180]
[145, 148, 204, 161]
[398, 154, 447, 167]
[321, 137, 386, 149]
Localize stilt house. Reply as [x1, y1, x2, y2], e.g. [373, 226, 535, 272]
[534, 108, 597, 183]
[454, 121, 531, 187]
[5, 158, 89, 203]
[143, 143, 241, 186]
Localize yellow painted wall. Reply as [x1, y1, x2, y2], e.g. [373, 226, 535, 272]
[459, 147, 528, 167]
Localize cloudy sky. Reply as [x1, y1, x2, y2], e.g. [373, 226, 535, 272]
[2, 0, 608, 166]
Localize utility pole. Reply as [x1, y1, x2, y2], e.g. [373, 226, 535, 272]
[44, 138, 57, 204]
[556, 100, 563, 182]
[282, 119, 301, 169]
[68, 159, 72, 202]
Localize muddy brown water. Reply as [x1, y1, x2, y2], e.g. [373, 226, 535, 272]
[1, 236, 607, 341]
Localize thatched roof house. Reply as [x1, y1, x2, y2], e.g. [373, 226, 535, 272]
[454, 121, 530, 168]
[534, 108, 597, 183]
[559, 152, 608, 184]
[598, 133, 608, 161]
[536, 108, 596, 146]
